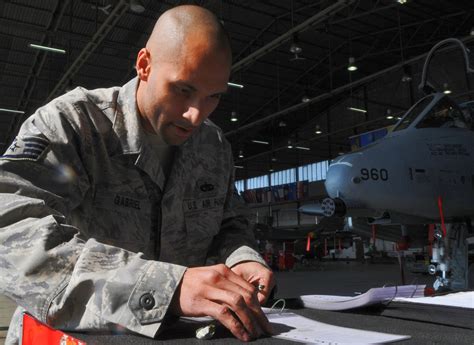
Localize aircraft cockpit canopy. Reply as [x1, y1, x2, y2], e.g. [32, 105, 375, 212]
[393, 95, 434, 131]
[459, 101, 474, 130]
[416, 96, 469, 129]
[393, 94, 472, 131]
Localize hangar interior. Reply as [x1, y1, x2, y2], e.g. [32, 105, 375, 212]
[0, 0, 474, 344]
[1, 0, 473, 237]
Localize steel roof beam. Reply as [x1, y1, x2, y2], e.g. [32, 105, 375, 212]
[0, 17, 141, 53]
[236, 9, 470, 129]
[231, 0, 356, 74]
[234, 1, 326, 61]
[5, 0, 71, 147]
[225, 35, 474, 139]
[15, 0, 70, 112]
[46, 0, 129, 101]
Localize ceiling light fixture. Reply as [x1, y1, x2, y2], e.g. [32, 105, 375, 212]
[443, 83, 452, 94]
[251, 140, 269, 145]
[287, 140, 293, 149]
[386, 109, 394, 120]
[228, 82, 244, 89]
[238, 150, 244, 158]
[301, 95, 310, 103]
[347, 56, 357, 71]
[29, 43, 66, 54]
[289, 33, 305, 61]
[397, 0, 408, 4]
[230, 111, 238, 122]
[271, 155, 277, 162]
[0, 108, 25, 114]
[234, 165, 244, 169]
[91, 3, 111, 15]
[296, 146, 310, 151]
[347, 106, 367, 113]
[315, 125, 322, 134]
[470, 27, 474, 36]
[401, 74, 412, 82]
[278, 121, 287, 127]
[129, 0, 145, 13]
[289, 36, 303, 55]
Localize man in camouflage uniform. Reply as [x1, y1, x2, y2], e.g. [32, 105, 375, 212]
[0, 5, 273, 344]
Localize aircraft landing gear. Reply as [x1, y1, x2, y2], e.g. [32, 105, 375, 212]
[429, 223, 469, 291]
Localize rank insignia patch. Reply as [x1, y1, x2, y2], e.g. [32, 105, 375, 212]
[1, 136, 49, 161]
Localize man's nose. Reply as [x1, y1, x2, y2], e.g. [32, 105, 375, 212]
[183, 105, 204, 127]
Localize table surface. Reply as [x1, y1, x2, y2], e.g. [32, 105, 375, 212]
[72, 304, 474, 345]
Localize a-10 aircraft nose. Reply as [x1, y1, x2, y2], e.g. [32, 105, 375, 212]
[324, 153, 359, 199]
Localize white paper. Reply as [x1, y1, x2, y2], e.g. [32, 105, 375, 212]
[267, 311, 410, 345]
[393, 291, 474, 309]
[300, 285, 426, 311]
[182, 308, 411, 344]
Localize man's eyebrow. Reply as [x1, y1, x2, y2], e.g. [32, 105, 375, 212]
[175, 80, 228, 95]
[174, 81, 197, 91]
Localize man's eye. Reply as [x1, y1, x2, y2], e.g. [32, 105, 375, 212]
[175, 85, 191, 95]
[210, 94, 222, 100]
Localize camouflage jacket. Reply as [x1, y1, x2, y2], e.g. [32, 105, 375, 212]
[0, 78, 265, 343]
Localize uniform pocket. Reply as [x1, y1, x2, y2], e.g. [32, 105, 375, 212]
[84, 188, 152, 253]
[182, 195, 225, 264]
[182, 195, 225, 238]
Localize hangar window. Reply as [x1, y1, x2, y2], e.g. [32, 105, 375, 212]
[393, 95, 434, 131]
[235, 159, 330, 194]
[247, 175, 269, 189]
[298, 161, 328, 182]
[235, 180, 245, 194]
[271, 168, 297, 186]
[416, 97, 468, 129]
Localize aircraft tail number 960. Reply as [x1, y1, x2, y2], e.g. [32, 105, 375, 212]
[360, 168, 389, 181]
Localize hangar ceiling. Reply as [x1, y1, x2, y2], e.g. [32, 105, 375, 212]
[0, 0, 473, 180]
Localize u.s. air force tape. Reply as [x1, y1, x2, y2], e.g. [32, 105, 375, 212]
[1, 136, 49, 161]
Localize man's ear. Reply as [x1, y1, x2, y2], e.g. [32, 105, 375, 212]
[136, 48, 151, 81]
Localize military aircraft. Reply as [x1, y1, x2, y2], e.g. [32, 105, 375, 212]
[299, 38, 474, 290]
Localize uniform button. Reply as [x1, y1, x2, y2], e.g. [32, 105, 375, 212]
[139, 293, 155, 310]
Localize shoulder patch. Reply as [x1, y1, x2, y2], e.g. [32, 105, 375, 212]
[1, 136, 49, 161]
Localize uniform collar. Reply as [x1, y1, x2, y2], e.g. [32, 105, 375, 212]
[114, 77, 201, 191]
[114, 77, 167, 188]
[114, 77, 143, 155]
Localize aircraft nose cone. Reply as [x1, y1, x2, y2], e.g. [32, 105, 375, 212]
[324, 155, 357, 198]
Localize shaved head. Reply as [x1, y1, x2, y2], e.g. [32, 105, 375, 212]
[146, 5, 231, 66]
[135, 5, 232, 145]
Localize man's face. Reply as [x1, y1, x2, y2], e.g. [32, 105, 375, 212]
[137, 43, 231, 146]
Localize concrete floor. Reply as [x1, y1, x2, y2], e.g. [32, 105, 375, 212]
[273, 260, 434, 298]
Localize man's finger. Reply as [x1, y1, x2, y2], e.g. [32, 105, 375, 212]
[199, 298, 251, 342]
[211, 272, 273, 333]
[203, 285, 262, 338]
[213, 264, 257, 294]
